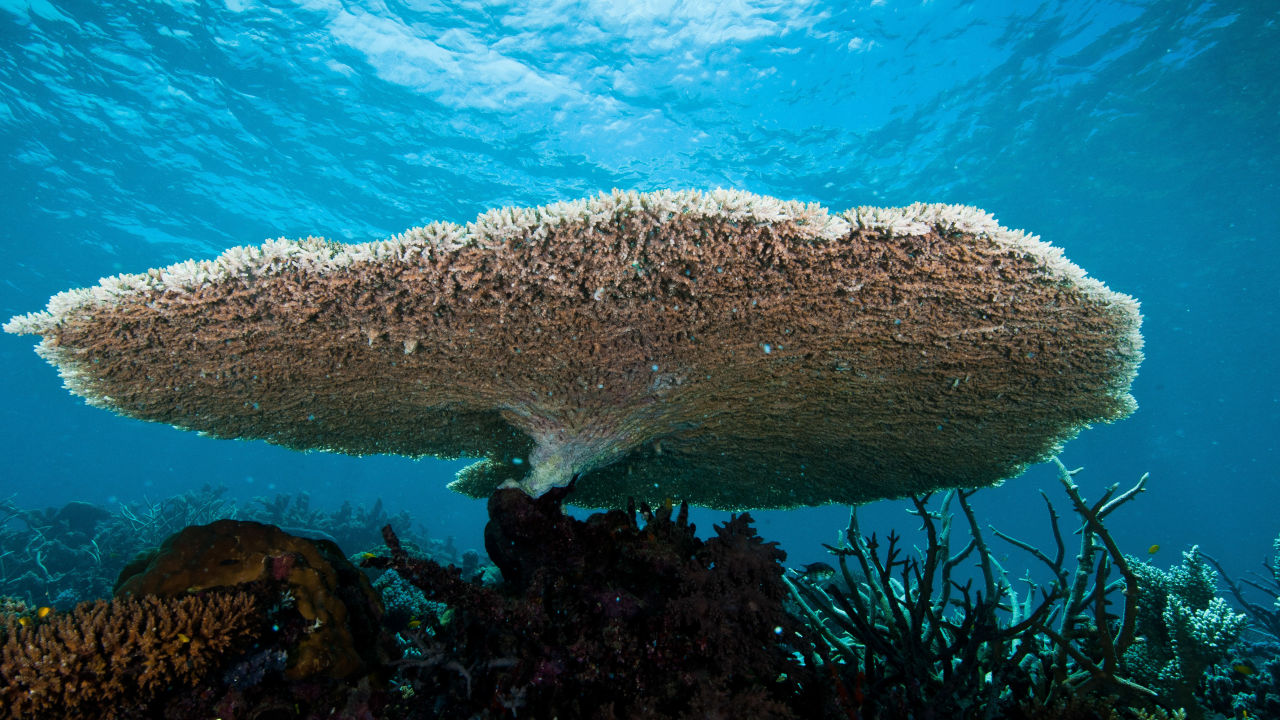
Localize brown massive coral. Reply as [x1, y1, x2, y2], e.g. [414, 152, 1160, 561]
[115, 519, 385, 680]
[4, 190, 1142, 509]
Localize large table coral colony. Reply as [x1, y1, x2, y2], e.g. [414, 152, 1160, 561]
[5, 189, 1142, 509]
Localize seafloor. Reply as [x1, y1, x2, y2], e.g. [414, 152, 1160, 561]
[1, 467, 1276, 720]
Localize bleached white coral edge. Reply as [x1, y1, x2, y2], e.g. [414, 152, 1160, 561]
[3, 189, 1104, 336]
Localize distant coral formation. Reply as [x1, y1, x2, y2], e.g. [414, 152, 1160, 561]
[0, 487, 441, 611]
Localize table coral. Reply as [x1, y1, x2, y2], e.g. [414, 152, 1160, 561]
[6, 190, 1142, 510]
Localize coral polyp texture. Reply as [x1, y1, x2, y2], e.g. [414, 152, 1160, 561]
[115, 519, 386, 680]
[0, 592, 262, 720]
[4, 190, 1142, 509]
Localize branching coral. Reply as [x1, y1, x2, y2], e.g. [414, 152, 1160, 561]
[785, 458, 1169, 719]
[1123, 548, 1248, 719]
[1202, 532, 1280, 640]
[0, 591, 262, 720]
[0, 498, 114, 607]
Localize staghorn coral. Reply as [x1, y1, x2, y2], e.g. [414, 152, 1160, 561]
[1203, 531, 1280, 640]
[364, 484, 834, 719]
[0, 498, 116, 606]
[245, 490, 420, 559]
[786, 459, 1176, 719]
[116, 518, 387, 681]
[6, 190, 1141, 510]
[0, 591, 262, 720]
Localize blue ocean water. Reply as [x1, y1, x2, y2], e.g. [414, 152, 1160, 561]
[0, 0, 1275, 585]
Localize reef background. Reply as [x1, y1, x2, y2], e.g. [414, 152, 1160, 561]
[1, 1, 1277, 583]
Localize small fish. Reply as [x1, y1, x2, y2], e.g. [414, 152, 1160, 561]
[360, 552, 376, 560]
[797, 562, 836, 582]
[36, 607, 51, 619]
[1232, 662, 1255, 676]
[177, 633, 191, 644]
[1147, 544, 1160, 555]
[17, 617, 29, 627]
[407, 619, 422, 629]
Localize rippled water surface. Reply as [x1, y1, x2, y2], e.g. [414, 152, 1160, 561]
[1, 0, 1276, 568]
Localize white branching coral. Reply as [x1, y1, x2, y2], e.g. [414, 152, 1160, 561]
[1124, 546, 1247, 717]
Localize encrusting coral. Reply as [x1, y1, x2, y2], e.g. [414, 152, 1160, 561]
[0, 591, 262, 720]
[5, 190, 1141, 509]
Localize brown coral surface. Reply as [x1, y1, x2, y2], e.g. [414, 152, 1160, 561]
[0, 592, 261, 720]
[5, 190, 1142, 509]
[115, 519, 384, 680]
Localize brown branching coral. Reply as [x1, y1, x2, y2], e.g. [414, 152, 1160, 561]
[0, 591, 262, 720]
[5, 190, 1142, 509]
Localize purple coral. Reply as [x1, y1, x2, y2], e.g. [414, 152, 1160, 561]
[365, 486, 838, 719]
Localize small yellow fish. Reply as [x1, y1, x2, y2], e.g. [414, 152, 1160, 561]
[407, 619, 422, 629]
[360, 552, 376, 559]
[177, 633, 191, 643]
[17, 617, 29, 627]
[36, 607, 52, 619]
[1147, 544, 1160, 555]
[1233, 662, 1255, 676]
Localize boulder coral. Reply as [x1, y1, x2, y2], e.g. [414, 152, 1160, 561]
[5, 190, 1142, 509]
[115, 519, 385, 680]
